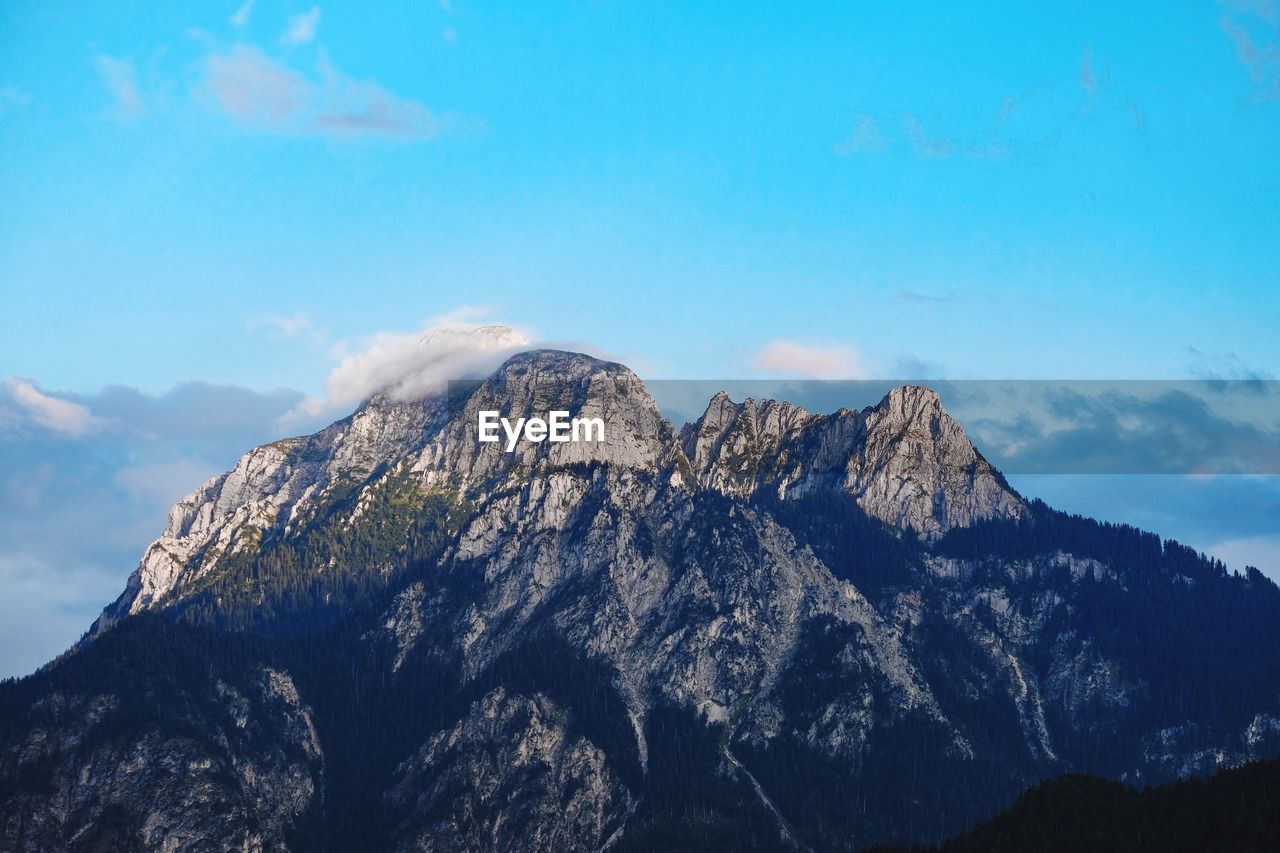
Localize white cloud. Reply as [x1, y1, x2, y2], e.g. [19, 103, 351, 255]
[1224, 0, 1279, 24]
[902, 114, 957, 158]
[230, 0, 256, 28]
[282, 6, 322, 46]
[203, 43, 445, 138]
[4, 379, 97, 436]
[752, 340, 864, 379]
[206, 44, 308, 124]
[96, 54, 143, 118]
[248, 311, 312, 337]
[1221, 15, 1280, 101]
[247, 311, 327, 346]
[0, 382, 307, 677]
[287, 319, 530, 423]
[1205, 535, 1280, 582]
[443, 26, 457, 43]
[312, 50, 440, 136]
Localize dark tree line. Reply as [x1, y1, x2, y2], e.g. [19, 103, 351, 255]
[869, 757, 1280, 853]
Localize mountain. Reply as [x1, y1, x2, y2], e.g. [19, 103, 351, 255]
[3, 349, 1280, 851]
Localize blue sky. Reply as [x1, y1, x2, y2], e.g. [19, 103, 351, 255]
[1, 1, 1279, 676]
[4, 0, 1279, 389]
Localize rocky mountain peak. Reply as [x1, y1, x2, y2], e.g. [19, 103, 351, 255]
[440, 349, 675, 477]
[480, 349, 648, 401]
[98, 352, 1027, 631]
[682, 383, 1024, 535]
[875, 384, 943, 424]
[681, 393, 812, 496]
[846, 385, 1025, 536]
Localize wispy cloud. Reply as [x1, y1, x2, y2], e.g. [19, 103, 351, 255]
[833, 113, 887, 155]
[838, 105, 1034, 162]
[119, 18, 468, 141]
[902, 113, 957, 158]
[1123, 95, 1146, 130]
[96, 54, 143, 118]
[840, 49, 1146, 165]
[247, 311, 328, 346]
[894, 289, 959, 305]
[997, 96, 1018, 123]
[202, 44, 447, 138]
[205, 44, 306, 124]
[1223, 0, 1279, 26]
[1187, 345, 1275, 384]
[282, 6, 322, 46]
[248, 312, 312, 337]
[230, 0, 256, 28]
[901, 113, 1014, 160]
[752, 340, 864, 379]
[890, 355, 947, 379]
[4, 379, 97, 436]
[1221, 14, 1280, 101]
[312, 51, 439, 136]
[1076, 49, 1116, 117]
[1079, 50, 1097, 95]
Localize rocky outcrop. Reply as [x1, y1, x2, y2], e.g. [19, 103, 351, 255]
[683, 385, 1025, 535]
[0, 665, 322, 852]
[387, 688, 633, 853]
[101, 356, 1021, 634]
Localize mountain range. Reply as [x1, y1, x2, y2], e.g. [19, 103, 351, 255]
[3, 349, 1279, 851]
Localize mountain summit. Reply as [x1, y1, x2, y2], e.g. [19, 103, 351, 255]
[5, 350, 1280, 852]
[100, 352, 1019, 628]
[682, 383, 1024, 535]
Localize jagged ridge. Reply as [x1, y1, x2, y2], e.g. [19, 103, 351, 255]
[100, 353, 1024, 626]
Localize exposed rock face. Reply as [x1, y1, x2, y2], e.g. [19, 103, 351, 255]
[103, 359, 1019, 632]
[0, 662, 322, 852]
[387, 688, 634, 853]
[96, 394, 448, 628]
[682, 385, 1025, 536]
[97, 351, 676, 631]
[5, 349, 1280, 852]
